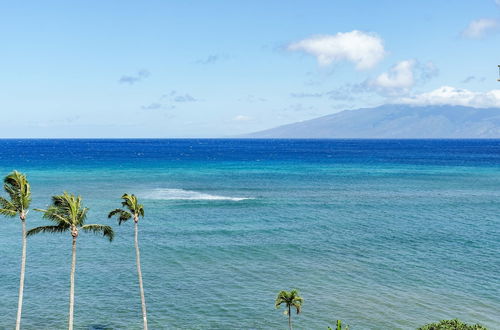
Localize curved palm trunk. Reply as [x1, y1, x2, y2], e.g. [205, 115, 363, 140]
[288, 305, 292, 330]
[15, 218, 26, 330]
[135, 221, 148, 329]
[69, 236, 77, 330]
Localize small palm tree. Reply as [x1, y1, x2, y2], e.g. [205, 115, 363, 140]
[108, 193, 148, 329]
[328, 320, 349, 330]
[0, 171, 31, 330]
[275, 289, 303, 330]
[27, 192, 113, 330]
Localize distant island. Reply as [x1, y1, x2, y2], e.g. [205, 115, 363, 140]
[242, 105, 500, 138]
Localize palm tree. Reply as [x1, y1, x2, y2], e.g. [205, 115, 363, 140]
[275, 289, 303, 330]
[27, 192, 113, 330]
[328, 320, 349, 330]
[0, 171, 32, 330]
[108, 193, 148, 329]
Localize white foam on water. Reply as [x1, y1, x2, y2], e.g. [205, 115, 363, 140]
[142, 188, 251, 201]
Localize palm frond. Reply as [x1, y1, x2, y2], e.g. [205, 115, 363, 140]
[77, 206, 88, 226]
[121, 194, 136, 210]
[275, 289, 303, 313]
[0, 196, 17, 217]
[52, 193, 78, 220]
[293, 303, 302, 314]
[0, 208, 17, 217]
[3, 171, 31, 211]
[275, 290, 289, 308]
[38, 192, 88, 226]
[290, 289, 303, 314]
[108, 208, 124, 218]
[0, 196, 16, 210]
[26, 225, 69, 237]
[119, 193, 145, 219]
[108, 208, 132, 225]
[81, 224, 114, 242]
[35, 207, 72, 225]
[3, 182, 17, 199]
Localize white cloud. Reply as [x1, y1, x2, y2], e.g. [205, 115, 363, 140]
[367, 60, 438, 95]
[396, 86, 500, 108]
[288, 30, 386, 70]
[371, 60, 416, 90]
[233, 115, 252, 121]
[462, 18, 499, 39]
[496, 0, 500, 6]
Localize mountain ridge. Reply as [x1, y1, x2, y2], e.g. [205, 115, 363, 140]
[242, 104, 500, 138]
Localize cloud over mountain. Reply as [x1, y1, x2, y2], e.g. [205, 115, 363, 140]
[370, 60, 416, 92]
[368, 60, 439, 95]
[397, 86, 500, 108]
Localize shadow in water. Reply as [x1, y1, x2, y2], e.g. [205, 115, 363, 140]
[88, 325, 113, 330]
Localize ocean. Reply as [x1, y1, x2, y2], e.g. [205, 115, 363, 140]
[0, 139, 498, 329]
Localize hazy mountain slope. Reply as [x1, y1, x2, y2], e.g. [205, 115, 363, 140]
[243, 105, 500, 138]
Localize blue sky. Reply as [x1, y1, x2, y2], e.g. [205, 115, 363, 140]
[1, 0, 500, 137]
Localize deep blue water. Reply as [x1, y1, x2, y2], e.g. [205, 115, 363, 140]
[0, 139, 499, 329]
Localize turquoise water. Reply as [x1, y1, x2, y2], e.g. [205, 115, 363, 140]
[0, 139, 499, 329]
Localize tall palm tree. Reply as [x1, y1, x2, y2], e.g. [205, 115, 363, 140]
[0, 171, 32, 330]
[108, 193, 148, 329]
[275, 289, 303, 330]
[27, 192, 114, 330]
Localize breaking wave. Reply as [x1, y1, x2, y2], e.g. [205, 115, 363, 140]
[142, 188, 251, 201]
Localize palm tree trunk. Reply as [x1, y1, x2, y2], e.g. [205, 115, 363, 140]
[68, 236, 77, 330]
[135, 221, 148, 329]
[15, 218, 26, 330]
[288, 305, 292, 330]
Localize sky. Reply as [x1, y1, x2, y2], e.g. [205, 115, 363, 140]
[1, 0, 500, 137]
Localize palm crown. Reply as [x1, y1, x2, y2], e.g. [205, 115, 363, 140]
[108, 193, 144, 224]
[0, 171, 31, 219]
[27, 192, 114, 241]
[275, 289, 303, 315]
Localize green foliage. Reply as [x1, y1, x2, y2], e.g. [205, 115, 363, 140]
[25, 225, 69, 236]
[0, 171, 31, 218]
[81, 224, 115, 240]
[0, 197, 17, 217]
[328, 320, 349, 330]
[108, 193, 144, 225]
[418, 319, 488, 330]
[108, 208, 132, 225]
[275, 289, 303, 315]
[36, 193, 88, 226]
[28, 192, 114, 241]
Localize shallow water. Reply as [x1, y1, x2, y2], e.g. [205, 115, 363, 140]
[0, 139, 498, 329]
